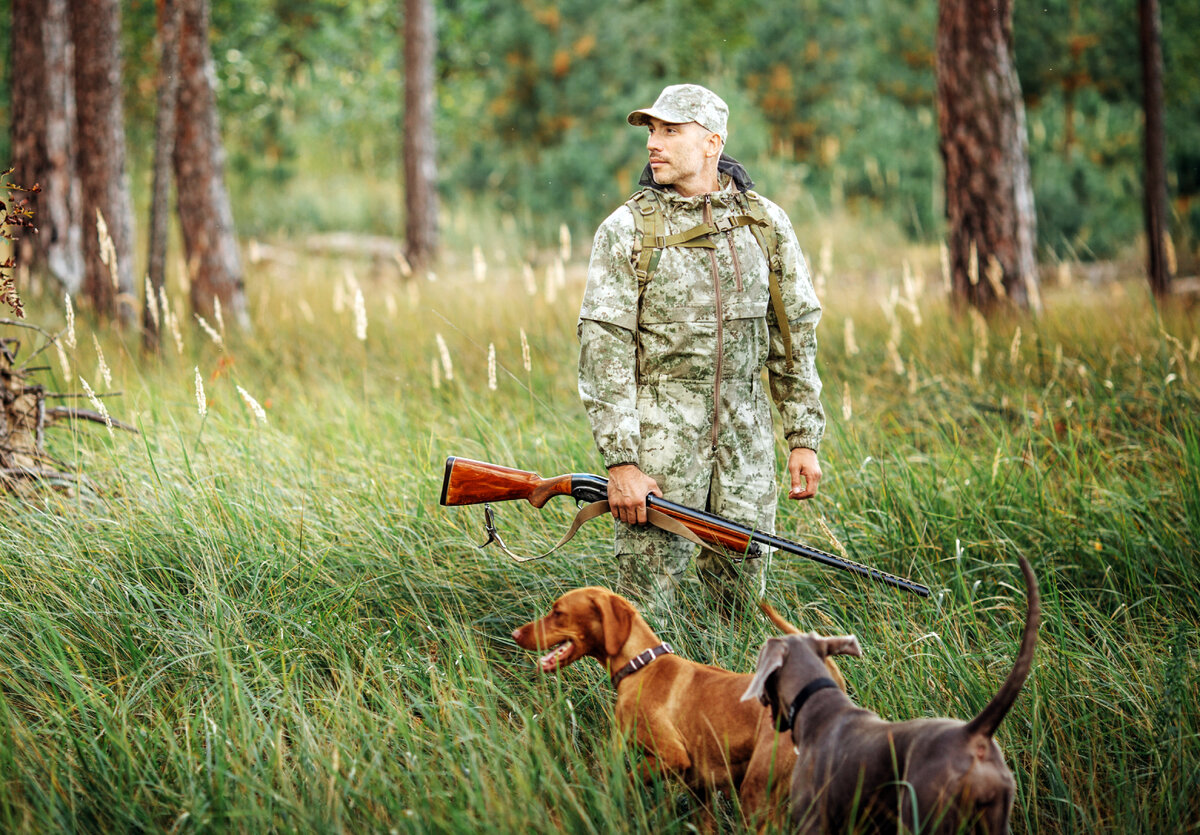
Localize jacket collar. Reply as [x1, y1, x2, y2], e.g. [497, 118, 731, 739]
[637, 153, 756, 194]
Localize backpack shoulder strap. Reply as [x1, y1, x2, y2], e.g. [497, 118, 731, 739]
[625, 189, 665, 284]
[742, 191, 794, 373]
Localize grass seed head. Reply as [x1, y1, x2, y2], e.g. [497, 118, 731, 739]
[236, 385, 268, 424]
[64, 292, 76, 348]
[435, 333, 454, 381]
[194, 367, 207, 417]
[92, 333, 112, 389]
[354, 287, 367, 342]
[145, 277, 159, 329]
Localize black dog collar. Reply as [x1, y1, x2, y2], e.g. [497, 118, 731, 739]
[779, 676, 839, 731]
[611, 643, 674, 688]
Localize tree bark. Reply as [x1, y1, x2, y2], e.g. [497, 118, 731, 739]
[174, 0, 248, 329]
[10, 0, 83, 295]
[144, 0, 183, 352]
[403, 0, 439, 272]
[936, 0, 1039, 314]
[1138, 0, 1172, 299]
[70, 0, 136, 322]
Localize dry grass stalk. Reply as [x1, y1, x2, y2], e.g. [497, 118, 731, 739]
[939, 242, 951, 293]
[145, 277, 160, 330]
[473, 246, 487, 283]
[354, 288, 367, 342]
[63, 293, 76, 349]
[195, 315, 223, 348]
[435, 333, 454, 381]
[95, 209, 119, 289]
[559, 224, 571, 262]
[236, 385, 268, 424]
[80, 377, 113, 437]
[194, 367, 207, 417]
[92, 334, 112, 389]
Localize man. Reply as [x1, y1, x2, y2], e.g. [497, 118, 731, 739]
[577, 83, 825, 620]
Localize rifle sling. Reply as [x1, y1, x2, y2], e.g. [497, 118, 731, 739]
[484, 500, 719, 563]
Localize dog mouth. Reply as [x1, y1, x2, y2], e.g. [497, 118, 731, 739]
[538, 640, 574, 672]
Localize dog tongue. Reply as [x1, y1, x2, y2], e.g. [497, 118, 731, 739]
[539, 641, 570, 671]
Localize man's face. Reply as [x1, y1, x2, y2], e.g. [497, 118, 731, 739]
[644, 117, 720, 194]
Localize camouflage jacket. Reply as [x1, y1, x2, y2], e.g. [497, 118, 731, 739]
[578, 173, 825, 470]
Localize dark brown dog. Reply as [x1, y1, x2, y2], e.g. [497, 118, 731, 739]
[511, 586, 845, 826]
[743, 556, 1040, 834]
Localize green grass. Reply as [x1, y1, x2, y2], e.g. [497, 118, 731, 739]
[0, 249, 1197, 833]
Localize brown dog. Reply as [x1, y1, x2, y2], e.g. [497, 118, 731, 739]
[742, 556, 1040, 834]
[511, 586, 845, 825]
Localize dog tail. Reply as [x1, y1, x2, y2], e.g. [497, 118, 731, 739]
[964, 555, 1041, 738]
[758, 600, 801, 634]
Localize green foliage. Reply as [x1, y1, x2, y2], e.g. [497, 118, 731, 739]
[4, 2, 1200, 257]
[0, 252, 1197, 831]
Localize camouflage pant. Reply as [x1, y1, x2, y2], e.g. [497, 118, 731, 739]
[615, 377, 778, 623]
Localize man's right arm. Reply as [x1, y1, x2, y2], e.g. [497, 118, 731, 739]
[577, 207, 661, 523]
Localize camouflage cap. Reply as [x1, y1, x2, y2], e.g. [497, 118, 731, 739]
[627, 84, 728, 143]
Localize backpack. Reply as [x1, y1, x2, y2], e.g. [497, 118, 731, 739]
[624, 187, 795, 372]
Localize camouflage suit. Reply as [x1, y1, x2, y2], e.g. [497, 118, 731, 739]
[578, 154, 825, 616]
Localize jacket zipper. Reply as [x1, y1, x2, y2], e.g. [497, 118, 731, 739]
[705, 194, 723, 452]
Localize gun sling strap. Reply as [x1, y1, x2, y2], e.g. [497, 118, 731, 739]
[478, 499, 756, 563]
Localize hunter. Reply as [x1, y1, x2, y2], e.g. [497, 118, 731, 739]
[577, 83, 826, 620]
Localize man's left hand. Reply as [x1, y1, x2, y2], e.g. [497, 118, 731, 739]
[787, 447, 821, 499]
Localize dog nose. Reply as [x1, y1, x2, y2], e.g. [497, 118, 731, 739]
[511, 627, 523, 641]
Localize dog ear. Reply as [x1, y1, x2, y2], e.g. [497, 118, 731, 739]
[593, 592, 634, 658]
[814, 634, 862, 659]
[742, 638, 788, 707]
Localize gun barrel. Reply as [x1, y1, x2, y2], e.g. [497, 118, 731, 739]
[754, 530, 931, 597]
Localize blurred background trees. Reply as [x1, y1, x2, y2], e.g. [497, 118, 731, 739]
[1, 0, 1196, 301]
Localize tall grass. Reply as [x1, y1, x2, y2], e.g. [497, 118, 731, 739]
[0, 248, 1196, 833]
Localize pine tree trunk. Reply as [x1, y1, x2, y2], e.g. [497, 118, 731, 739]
[10, 0, 83, 294]
[174, 0, 248, 329]
[936, 0, 1039, 314]
[70, 0, 136, 322]
[1139, 0, 1172, 299]
[144, 0, 183, 352]
[403, 0, 439, 272]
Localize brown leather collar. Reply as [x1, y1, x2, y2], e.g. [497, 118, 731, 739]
[610, 642, 674, 688]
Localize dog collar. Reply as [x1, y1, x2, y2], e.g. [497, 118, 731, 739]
[611, 643, 674, 688]
[781, 676, 839, 731]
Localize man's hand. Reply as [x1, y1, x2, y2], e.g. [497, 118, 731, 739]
[607, 464, 662, 525]
[787, 447, 822, 499]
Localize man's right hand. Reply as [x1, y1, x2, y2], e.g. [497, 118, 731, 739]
[606, 464, 662, 525]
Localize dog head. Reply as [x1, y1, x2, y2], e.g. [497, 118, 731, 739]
[741, 632, 862, 730]
[512, 586, 638, 673]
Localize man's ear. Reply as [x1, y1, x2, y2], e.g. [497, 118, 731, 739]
[593, 592, 633, 658]
[705, 131, 723, 159]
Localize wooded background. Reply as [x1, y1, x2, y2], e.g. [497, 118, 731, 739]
[1, 0, 1199, 315]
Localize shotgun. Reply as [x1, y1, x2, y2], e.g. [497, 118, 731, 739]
[440, 456, 930, 598]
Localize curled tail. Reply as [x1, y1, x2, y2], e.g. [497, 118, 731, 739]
[964, 555, 1041, 738]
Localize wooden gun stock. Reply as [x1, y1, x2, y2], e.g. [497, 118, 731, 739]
[440, 456, 577, 508]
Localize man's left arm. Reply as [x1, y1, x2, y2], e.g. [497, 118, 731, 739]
[762, 203, 826, 499]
